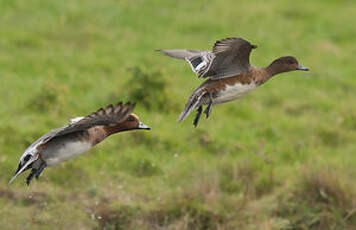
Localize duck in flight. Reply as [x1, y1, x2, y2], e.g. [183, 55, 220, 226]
[158, 37, 309, 127]
[9, 102, 150, 185]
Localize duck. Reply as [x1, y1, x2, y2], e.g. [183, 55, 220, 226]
[158, 37, 309, 127]
[9, 102, 150, 185]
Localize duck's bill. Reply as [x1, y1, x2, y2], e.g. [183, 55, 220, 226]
[138, 122, 150, 130]
[297, 65, 309, 71]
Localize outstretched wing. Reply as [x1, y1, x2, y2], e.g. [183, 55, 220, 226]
[158, 38, 256, 80]
[199, 37, 257, 79]
[157, 49, 206, 60]
[36, 102, 135, 148]
[157, 49, 213, 75]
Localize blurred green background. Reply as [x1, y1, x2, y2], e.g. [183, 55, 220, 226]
[1, 0, 356, 229]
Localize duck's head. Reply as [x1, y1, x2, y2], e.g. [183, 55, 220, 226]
[105, 113, 150, 135]
[124, 113, 151, 130]
[268, 56, 309, 75]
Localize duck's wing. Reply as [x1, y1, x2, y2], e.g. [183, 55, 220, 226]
[157, 49, 215, 76]
[158, 38, 256, 80]
[26, 102, 134, 151]
[27, 102, 135, 152]
[157, 49, 206, 60]
[41, 102, 135, 144]
[199, 37, 257, 79]
[177, 87, 212, 123]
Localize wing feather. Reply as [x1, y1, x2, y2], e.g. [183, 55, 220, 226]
[157, 49, 207, 60]
[32, 102, 135, 149]
[158, 37, 256, 80]
[200, 37, 256, 79]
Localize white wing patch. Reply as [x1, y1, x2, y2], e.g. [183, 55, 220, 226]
[185, 57, 208, 73]
[70, 116, 85, 124]
[195, 61, 207, 72]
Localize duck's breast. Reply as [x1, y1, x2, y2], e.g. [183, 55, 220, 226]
[42, 134, 92, 166]
[213, 81, 257, 104]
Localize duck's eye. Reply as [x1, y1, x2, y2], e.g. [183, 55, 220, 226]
[127, 116, 135, 122]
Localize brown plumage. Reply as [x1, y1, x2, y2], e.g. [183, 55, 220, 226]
[158, 37, 309, 127]
[10, 102, 150, 185]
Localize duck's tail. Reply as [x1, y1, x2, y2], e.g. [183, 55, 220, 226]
[177, 90, 206, 123]
[9, 154, 38, 185]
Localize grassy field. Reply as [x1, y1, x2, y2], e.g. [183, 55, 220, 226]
[1, 0, 356, 229]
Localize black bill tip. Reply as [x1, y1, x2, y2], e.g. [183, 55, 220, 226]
[138, 122, 150, 130]
[297, 65, 309, 71]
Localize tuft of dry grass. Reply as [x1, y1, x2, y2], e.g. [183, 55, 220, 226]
[0, 188, 50, 207]
[300, 166, 353, 209]
[274, 165, 356, 230]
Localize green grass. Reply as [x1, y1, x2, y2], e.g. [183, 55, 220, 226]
[1, 0, 356, 229]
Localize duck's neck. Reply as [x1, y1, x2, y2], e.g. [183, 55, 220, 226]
[264, 61, 289, 77]
[103, 123, 134, 136]
[86, 126, 110, 146]
[87, 123, 134, 146]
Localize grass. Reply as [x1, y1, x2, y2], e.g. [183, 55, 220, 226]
[0, 0, 356, 229]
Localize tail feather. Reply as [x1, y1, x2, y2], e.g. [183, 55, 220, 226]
[9, 154, 38, 184]
[177, 91, 205, 123]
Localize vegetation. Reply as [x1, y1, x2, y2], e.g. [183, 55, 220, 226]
[0, 0, 355, 229]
